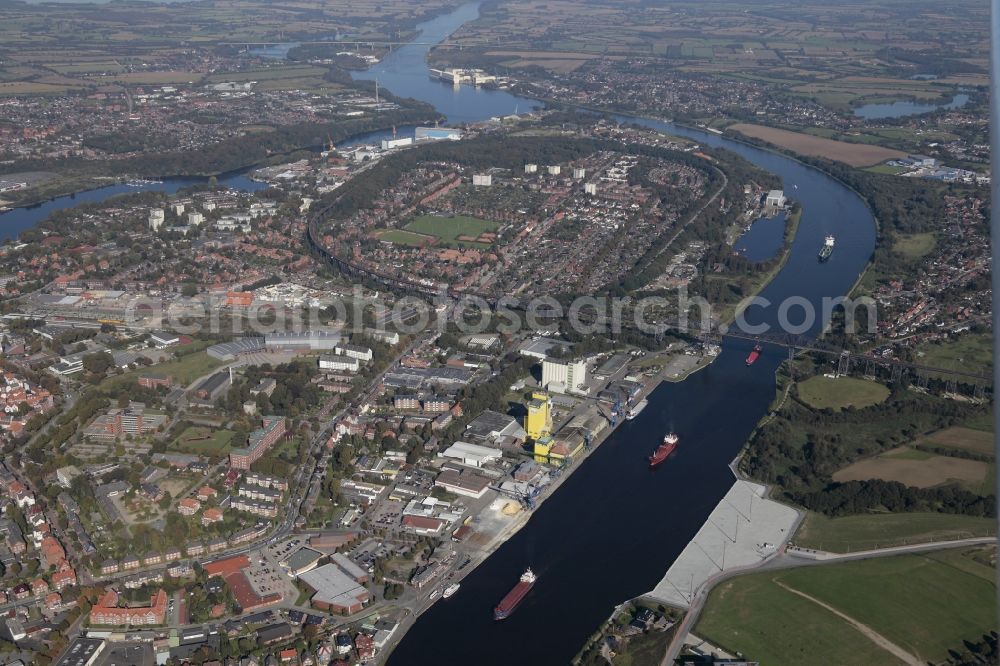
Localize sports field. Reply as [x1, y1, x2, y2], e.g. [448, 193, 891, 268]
[796, 375, 890, 411]
[793, 511, 996, 552]
[729, 123, 907, 167]
[403, 214, 498, 248]
[697, 548, 996, 665]
[171, 426, 234, 455]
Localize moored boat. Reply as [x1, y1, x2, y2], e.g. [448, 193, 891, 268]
[625, 398, 648, 420]
[443, 583, 460, 599]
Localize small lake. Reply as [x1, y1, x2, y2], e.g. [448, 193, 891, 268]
[853, 93, 970, 119]
[734, 210, 788, 263]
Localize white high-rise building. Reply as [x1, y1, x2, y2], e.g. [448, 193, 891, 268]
[187, 212, 204, 226]
[472, 174, 493, 187]
[547, 165, 561, 176]
[148, 209, 165, 231]
[542, 358, 588, 393]
[584, 183, 597, 196]
[573, 167, 586, 179]
[524, 164, 538, 174]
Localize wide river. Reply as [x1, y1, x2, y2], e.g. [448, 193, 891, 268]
[357, 3, 876, 665]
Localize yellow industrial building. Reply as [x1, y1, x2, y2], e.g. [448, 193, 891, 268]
[525, 391, 552, 440]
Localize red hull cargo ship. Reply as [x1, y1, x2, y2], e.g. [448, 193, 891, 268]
[745, 343, 762, 366]
[494, 568, 537, 620]
[649, 432, 679, 467]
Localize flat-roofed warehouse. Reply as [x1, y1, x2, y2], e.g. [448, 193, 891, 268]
[435, 466, 492, 498]
[284, 547, 324, 577]
[299, 563, 371, 614]
[440, 441, 503, 467]
[265, 330, 341, 351]
[206, 336, 265, 361]
[56, 637, 105, 666]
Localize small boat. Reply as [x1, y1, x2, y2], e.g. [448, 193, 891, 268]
[746, 343, 762, 366]
[625, 398, 648, 420]
[649, 432, 679, 467]
[429, 588, 441, 600]
[443, 583, 460, 599]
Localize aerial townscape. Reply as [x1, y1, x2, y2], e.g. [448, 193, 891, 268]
[0, 1, 996, 666]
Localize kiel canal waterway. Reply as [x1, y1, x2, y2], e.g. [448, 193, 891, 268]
[362, 3, 877, 665]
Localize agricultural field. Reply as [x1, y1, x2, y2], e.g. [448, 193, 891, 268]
[728, 124, 907, 166]
[403, 214, 499, 248]
[697, 547, 996, 665]
[205, 65, 330, 84]
[918, 426, 994, 457]
[796, 376, 890, 411]
[832, 446, 991, 490]
[171, 426, 234, 455]
[793, 511, 996, 552]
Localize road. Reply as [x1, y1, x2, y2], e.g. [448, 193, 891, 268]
[659, 536, 995, 664]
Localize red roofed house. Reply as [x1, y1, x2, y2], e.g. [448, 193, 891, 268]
[178, 498, 201, 516]
[201, 508, 224, 526]
[52, 567, 77, 591]
[355, 634, 375, 661]
[90, 589, 167, 626]
[40, 536, 66, 568]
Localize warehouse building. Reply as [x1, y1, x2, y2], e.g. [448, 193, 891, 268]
[299, 563, 371, 614]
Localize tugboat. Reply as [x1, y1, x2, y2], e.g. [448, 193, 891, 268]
[649, 432, 680, 467]
[746, 343, 762, 366]
[818, 235, 835, 261]
[494, 568, 536, 620]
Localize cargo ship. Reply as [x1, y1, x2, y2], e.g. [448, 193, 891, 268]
[443, 583, 460, 599]
[818, 235, 835, 261]
[626, 398, 648, 420]
[746, 343, 762, 366]
[494, 568, 536, 620]
[649, 432, 679, 467]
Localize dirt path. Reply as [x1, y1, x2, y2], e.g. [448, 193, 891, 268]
[774, 580, 922, 665]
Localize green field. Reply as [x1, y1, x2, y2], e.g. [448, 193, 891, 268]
[793, 511, 996, 552]
[697, 548, 996, 665]
[893, 232, 936, 259]
[171, 426, 234, 455]
[403, 214, 498, 248]
[796, 376, 890, 411]
[150, 350, 226, 385]
[916, 332, 993, 380]
[378, 229, 434, 247]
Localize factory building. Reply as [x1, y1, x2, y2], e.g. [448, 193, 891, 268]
[541, 358, 588, 394]
[525, 391, 552, 440]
